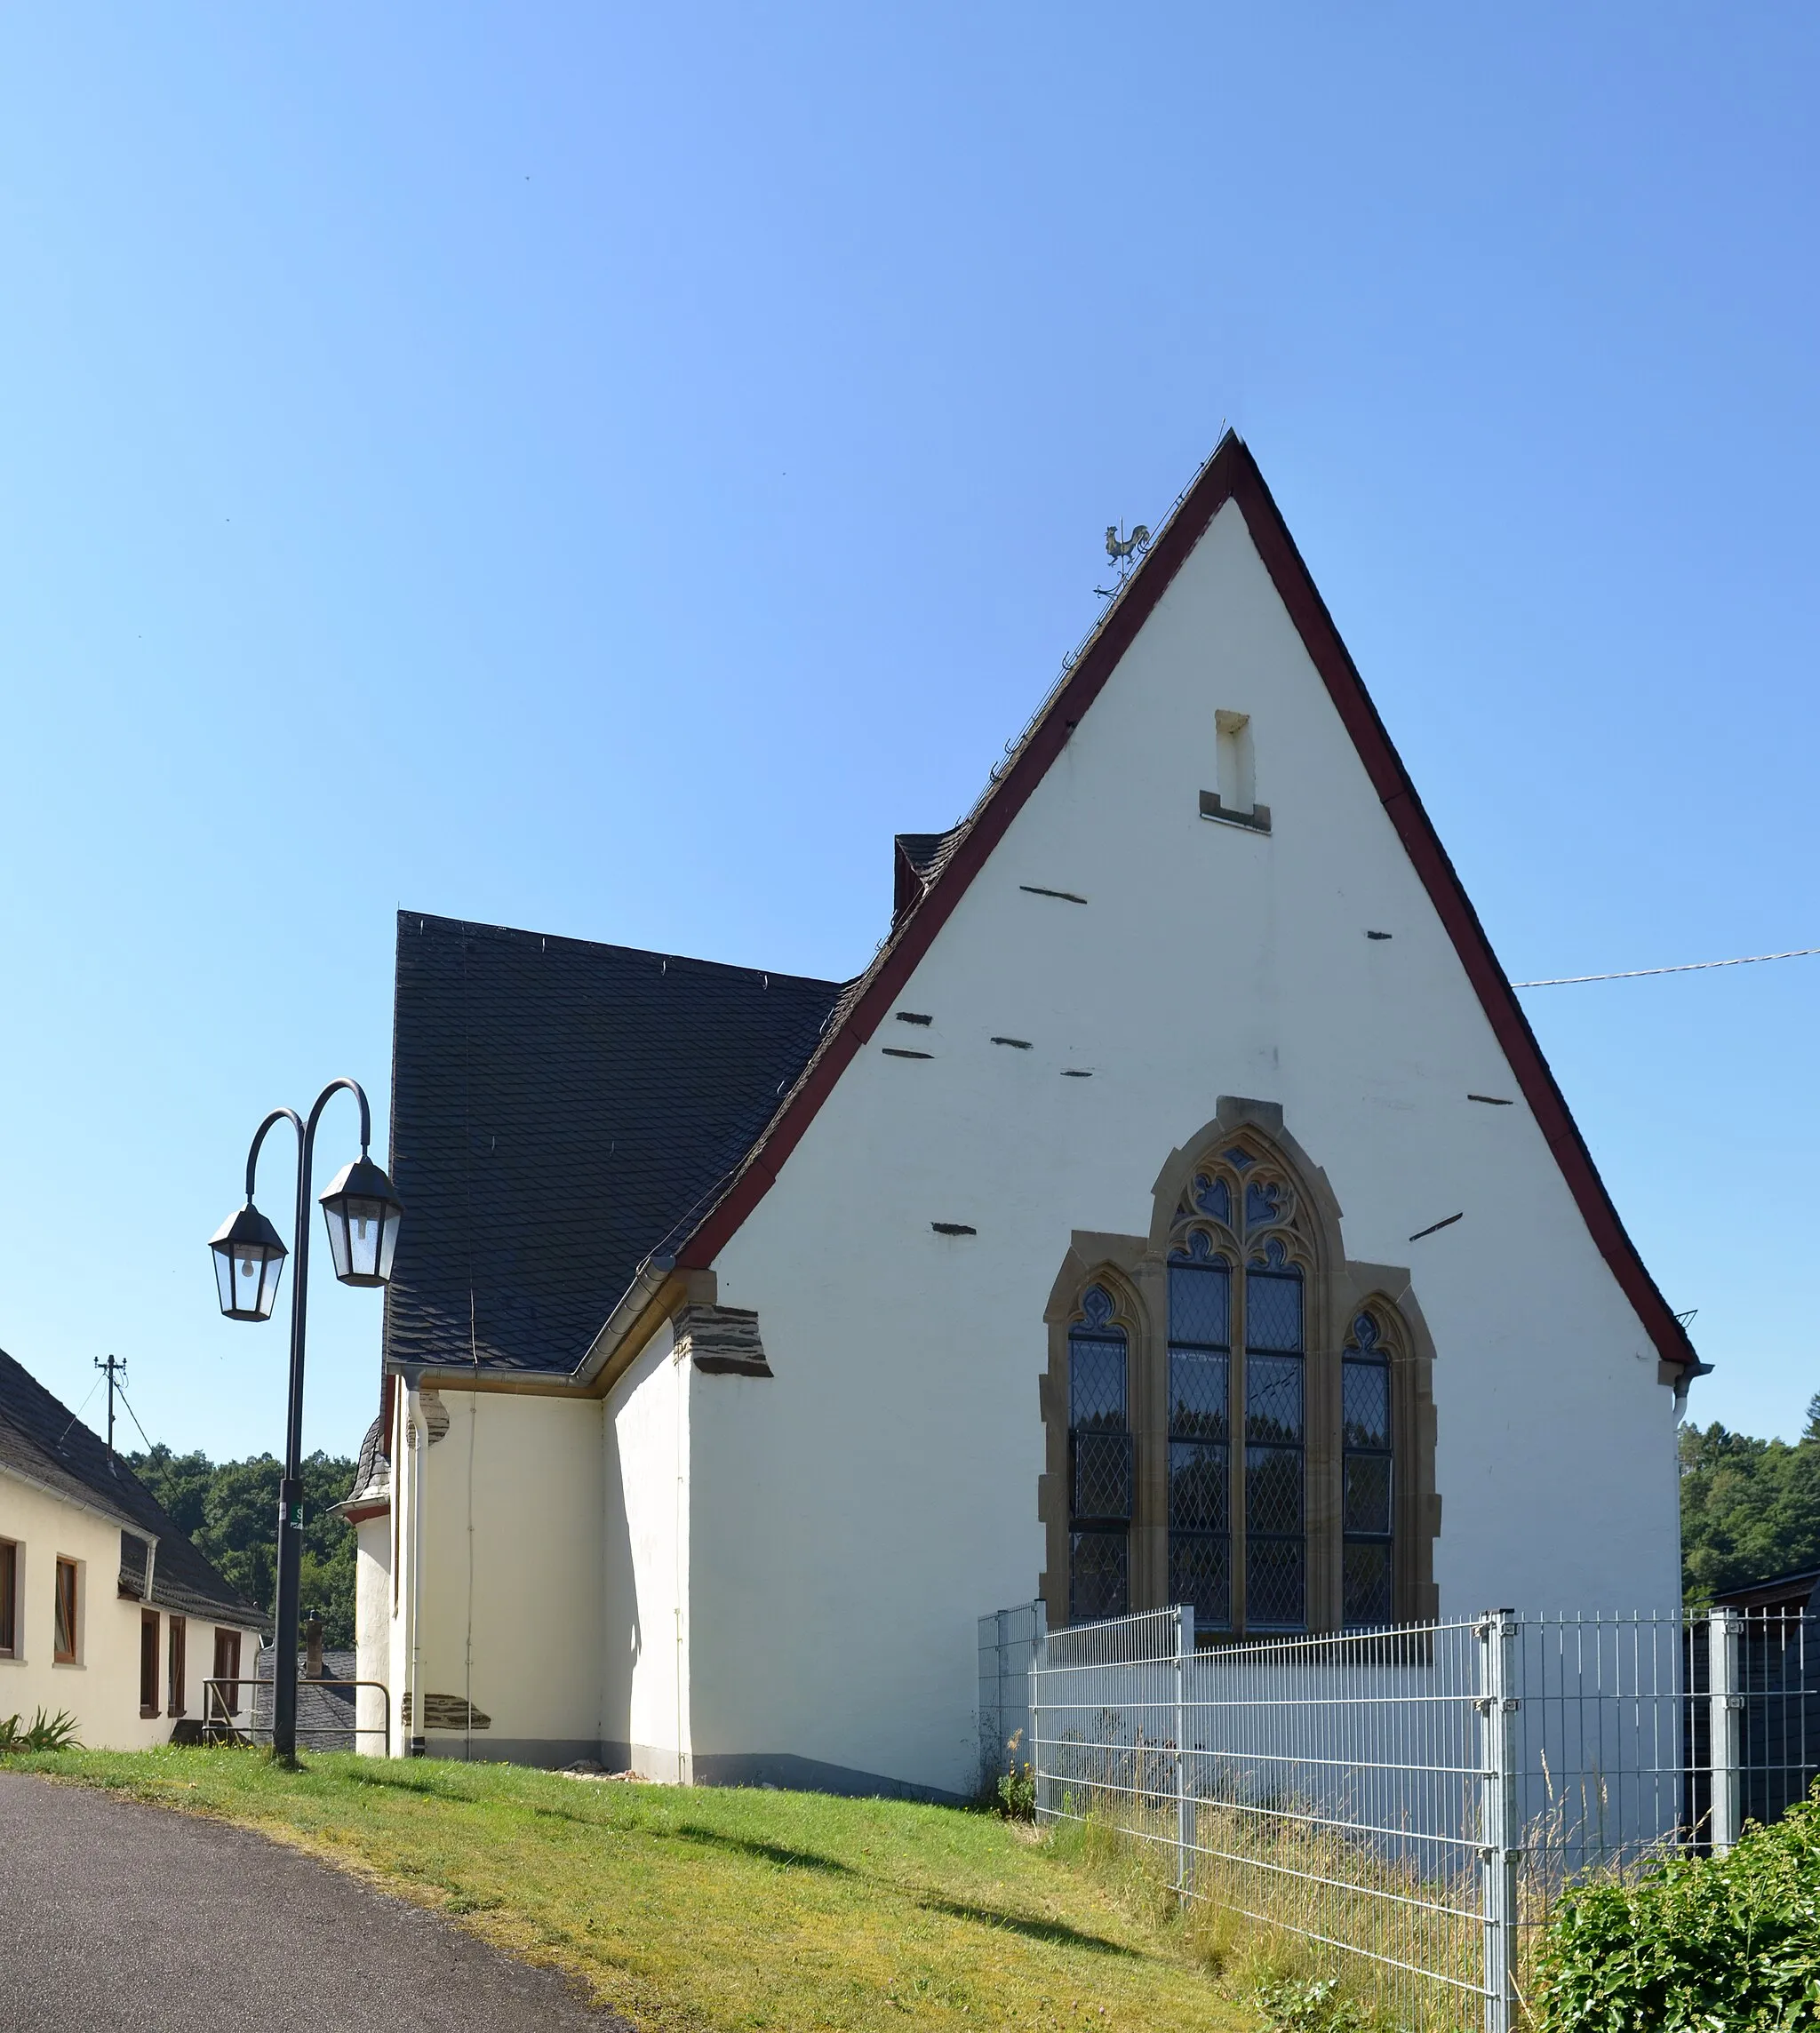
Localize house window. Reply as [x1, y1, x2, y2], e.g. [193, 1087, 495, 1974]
[0, 1540, 16, 1657]
[140, 1609, 161, 1715]
[53, 1558, 79, 1663]
[1343, 1311, 1395, 1628]
[1067, 1285, 1131, 1622]
[1168, 1228, 1231, 1628]
[168, 1614, 188, 1717]
[212, 1628, 242, 1717]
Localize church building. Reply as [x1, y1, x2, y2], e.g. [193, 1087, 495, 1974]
[342, 435, 1699, 1798]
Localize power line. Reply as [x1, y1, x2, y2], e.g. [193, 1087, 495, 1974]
[114, 1382, 157, 1456]
[52, 1372, 106, 1454]
[1512, 945, 1820, 988]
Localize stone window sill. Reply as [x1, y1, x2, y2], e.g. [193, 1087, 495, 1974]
[1200, 791, 1271, 833]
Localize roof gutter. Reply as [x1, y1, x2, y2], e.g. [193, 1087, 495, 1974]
[379, 1253, 684, 1399]
[0, 1457, 139, 1534]
[570, 1253, 680, 1391]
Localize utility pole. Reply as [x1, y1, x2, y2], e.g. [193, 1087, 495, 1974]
[95, 1354, 127, 1466]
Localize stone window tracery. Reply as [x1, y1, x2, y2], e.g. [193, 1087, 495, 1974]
[1043, 1104, 1436, 1638]
[1168, 1143, 1313, 1630]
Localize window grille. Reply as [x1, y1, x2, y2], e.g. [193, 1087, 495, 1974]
[1245, 1240, 1305, 1629]
[1068, 1286, 1130, 1622]
[1343, 1311, 1394, 1627]
[1168, 1230, 1231, 1628]
[1169, 1147, 1307, 1634]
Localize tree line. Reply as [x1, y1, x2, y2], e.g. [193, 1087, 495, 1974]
[127, 1445, 359, 1647]
[1679, 1392, 1820, 1605]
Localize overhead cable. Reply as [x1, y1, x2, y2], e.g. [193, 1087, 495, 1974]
[1512, 945, 1820, 988]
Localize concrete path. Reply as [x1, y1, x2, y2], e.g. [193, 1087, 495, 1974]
[0, 1772, 632, 2030]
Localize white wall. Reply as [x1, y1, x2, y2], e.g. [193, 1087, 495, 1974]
[601, 1320, 690, 1780]
[353, 1510, 392, 1751]
[686, 498, 1682, 1797]
[405, 1387, 605, 1761]
[0, 1470, 260, 1751]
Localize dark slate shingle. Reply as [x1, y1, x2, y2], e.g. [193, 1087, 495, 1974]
[385, 912, 844, 1377]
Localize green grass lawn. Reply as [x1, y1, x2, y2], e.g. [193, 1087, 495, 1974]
[5, 1749, 1257, 2031]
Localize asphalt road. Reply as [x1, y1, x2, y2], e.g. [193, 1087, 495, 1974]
[0, 1771, 632, 2030]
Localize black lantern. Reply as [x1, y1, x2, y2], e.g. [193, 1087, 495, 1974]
[318, 1155, 403, 1288]
[208, 1202, 289, 1321]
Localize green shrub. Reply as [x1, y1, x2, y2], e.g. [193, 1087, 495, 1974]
[1536, 1783, 1820, 2030]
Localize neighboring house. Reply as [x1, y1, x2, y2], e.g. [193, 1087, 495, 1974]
[0, 1347, 266, 1748]
[1712, 1568, 1820, 1618]
[251, 1635, 361, 1753]
[347, 435, 1703, 1798]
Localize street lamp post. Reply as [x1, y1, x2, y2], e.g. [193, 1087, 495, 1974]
[209, 1077, 402, 1766]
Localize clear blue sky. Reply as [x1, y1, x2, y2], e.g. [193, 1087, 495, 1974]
[2, 6, 1815, 1463]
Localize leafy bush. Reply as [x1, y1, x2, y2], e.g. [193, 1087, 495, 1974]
[1537, 1783, 1820, 2029]
[0, 1708, 84, 1753]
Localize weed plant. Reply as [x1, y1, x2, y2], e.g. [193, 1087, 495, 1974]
[0, 1708, 82, 1753]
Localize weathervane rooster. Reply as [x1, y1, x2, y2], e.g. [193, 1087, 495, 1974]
[1096, 521, 1153, 597]
[1106, 522, 1151, 566]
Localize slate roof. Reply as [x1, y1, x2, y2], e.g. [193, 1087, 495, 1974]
[385, 913, 844, 1377]
[0, 1346, 267, 1628]
[1712, 1567, 1820, 1616]
[336, 1409, 390, 1514]
[892, 826, 970, 921]
[252, 1646, 360, 1751]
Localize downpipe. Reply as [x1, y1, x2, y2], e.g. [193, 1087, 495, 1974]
[405, 1376, 429, 1757]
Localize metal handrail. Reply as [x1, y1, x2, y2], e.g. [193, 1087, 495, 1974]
[201, 1676, 390, 1758]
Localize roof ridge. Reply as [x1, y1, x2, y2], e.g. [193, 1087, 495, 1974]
[395, 908, 843, 993]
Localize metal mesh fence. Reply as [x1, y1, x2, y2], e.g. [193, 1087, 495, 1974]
[1012, 1605, 1820, 2033]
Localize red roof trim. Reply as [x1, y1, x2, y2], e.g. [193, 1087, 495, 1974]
[682, 436, 1696, 1370]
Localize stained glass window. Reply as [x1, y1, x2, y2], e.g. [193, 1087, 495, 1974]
[1168, 1237, 1231, 1628]
[1062, 1138, 1391, 1638]
[1245, 1251, 1305, 1629]
[1069, 1286, 1130, 1622]
[1342, 1311, 1393, 1628]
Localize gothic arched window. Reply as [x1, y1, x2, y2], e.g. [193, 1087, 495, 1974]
[1043, 1110, 1434, 1636]
[1168, 1144, 1309, 1631]
[1067, 1285, 1131, 1622]
[1342, 1310, 1395, 1629]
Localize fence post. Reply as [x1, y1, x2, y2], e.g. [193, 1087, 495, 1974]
[1478, 1609, 1520, 2033]
[1028, 1607, 1049, 1822]
[1709, 1607, 1743, 1855]
[1174, 1604, 1195, 1893]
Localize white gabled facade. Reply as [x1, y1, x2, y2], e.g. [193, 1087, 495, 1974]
[371, 442, 1690, 1797]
